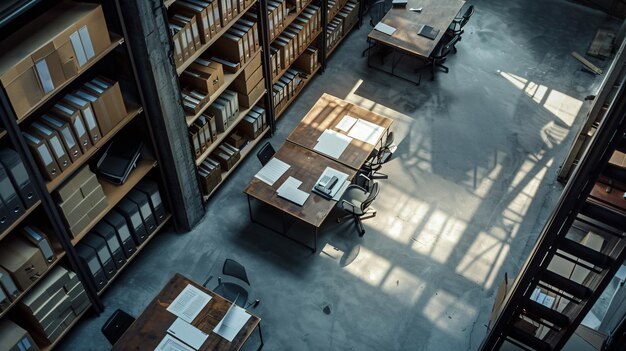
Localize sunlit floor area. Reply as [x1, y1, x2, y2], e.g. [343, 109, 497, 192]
[59, 0, 618, 350]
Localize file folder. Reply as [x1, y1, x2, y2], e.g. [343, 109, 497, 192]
[73, 90, 104, 143]
[40, 114, 82, 162]
[93, 222, 127, 270]
[53, 98, 93, 153]
[0, 148, 38, 208]
[21, 226, 55, 263]
[75, 243, 107, 291]
[135, 179, 167, 225]
[0, 163, 24, 221]
[23, 132, 60, 180]
[116, 199, 148, 245]
[127, 189, 157, 234]
[30, 122, 71, 171]
[104, 211, 137, 259]
[82, 234, 117, 280]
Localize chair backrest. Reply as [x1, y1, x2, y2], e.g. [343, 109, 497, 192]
[223, 259, 250, 285]
[256, 142, 275, 166]
[361, 182, 380, 211]
[369, 0, 389, 26]
[440, 34, 461, 57]
[460, 5, 474, 29]
[382, 132, 395, 150]
[101, 309, 135, 345]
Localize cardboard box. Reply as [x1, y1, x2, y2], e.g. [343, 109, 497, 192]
[56, 165, 93, 202]
[0, 237, 48, 291]
[237, 78, 265, 108]
[19, 266, 70, 316]
[213, 143, 241, 171]
[231, 65, 263, 95]
[0, 319, 40, 351]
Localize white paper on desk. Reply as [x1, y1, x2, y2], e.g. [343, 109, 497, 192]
[336, 115, 358, 132]
[254, 158, 290, 186]
[314, 129, 352, 159]
[213, 304, 251, 342]
[166, 284, 212, 323]
[374, 22, 396, 36]
[155, 334, 195, 351]
[277, 176, 309, 206]
[167, 318, 208, 350]
[348, 119, 385, 145]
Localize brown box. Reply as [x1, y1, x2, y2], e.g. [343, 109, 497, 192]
[226, 132, 246, 149]
[213, 143, 241, 171]
[0, 237, 48, 291]
[0, 56, 44, 119]
[56, 166, 93, 202]
[231, 65, 263, 95]
[181, 68, 218, 96]
[0, 319, 40, 351]
[237, 78, 265, 108]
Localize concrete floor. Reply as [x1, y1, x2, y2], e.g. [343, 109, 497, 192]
[59, 0, 619, 350]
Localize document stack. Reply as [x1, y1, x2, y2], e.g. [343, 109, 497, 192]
[231, 52, 265, 108]
[239, 106, 267, 139]
[53, 166, 107, 237]
[198, 157, 223, 195]
[206, 90, 240, 134]
[209, 18, 260, 67]
[267, 0, 288, 40]
[0, 2, 111, 119]
[0, 148, 38, 233]
[273, 69, 304, 110]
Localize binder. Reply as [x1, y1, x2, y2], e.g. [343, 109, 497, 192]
[169, 24, 185, 65]
[135, 179, 167, 225]
[61, 93, 102, 145]
[194, 116, 213, 148]
[75, 243, 107, 291]
[212, 33, 245, 64]
[127, 189, 157, 234]
[53, 98, 93, 153]
[208, 100, 229, 132]
[0, 162, 24, 222]
[173, 14, 201, 48]
[103, 211, 137, 259]
[21, 226, 55, 263]
[0, 267, 18, 300]
[0, 288, 9, 311]
[30, 122, 71, 171]
[40, 114, 82, 162]
[93, 222, 127, 270]
[173, 1, 211, 43]
[0, 198, 10, 233]
[239, 19, 259, 52]
[76, 86, 114, 136]
[82, 234, 117, 280]
[116, 199, 148, 245]
[0, 148, 38, 208]
[229, 27, 251, 61]
[223, 90, 240, 119]
[189, 129, 202, 157]
[23, 132, 60, 180]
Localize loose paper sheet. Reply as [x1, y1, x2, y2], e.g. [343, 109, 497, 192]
[277, 177, 309, 206]
[155, 334, 195, 351]
[335, 115, 358, 132]
[314, 129, 353, 159]
[166, 284, 212, 323]
[213, 305, 252, 342]
[374, 22, 397, 36]
[347, 119, 385, 145]
[254, 158, 290, 185]
[167, 318, 208, 350]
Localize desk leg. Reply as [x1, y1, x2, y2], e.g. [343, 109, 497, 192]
[257, 322, 264, 350]
[314, 226, 318, 253]
[247, 194, 254, 222]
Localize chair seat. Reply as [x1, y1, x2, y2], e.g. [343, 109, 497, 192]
[215, 282, 249, 308]
[339, 186, 369, 216]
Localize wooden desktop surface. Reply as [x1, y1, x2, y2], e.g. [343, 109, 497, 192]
[245, 141, 357, 228]
[286, 93, 393, 170]
[368, 0, 465, 58]
[113, 274, 260, 351]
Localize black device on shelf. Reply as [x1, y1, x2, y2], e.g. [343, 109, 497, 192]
[95, 136, 143, 185]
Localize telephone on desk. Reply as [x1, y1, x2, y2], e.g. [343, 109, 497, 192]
[314, 175, 338, 199]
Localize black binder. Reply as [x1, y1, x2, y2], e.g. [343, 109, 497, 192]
[115, 200, 148, 246]
[93, 222, 126, 270]
[103, 211, 136, 259]
[135, 179, 167, 225]
[0, 162, 24, 223]
[82, 234, 117, 280]
[0, 198, 10, 234]
[0, 148, 38, 208]
[95, 136, 143, 185]
[127, 190, 157, 234]
[0, 267, 18, 301]
[75, 243, 108, 291]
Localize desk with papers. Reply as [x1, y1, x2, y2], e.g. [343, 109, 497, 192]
[112, 274, 262, 351]
[244, 94, 392, 252]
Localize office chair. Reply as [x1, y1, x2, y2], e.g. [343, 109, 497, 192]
[213, 259, 260, 309]
[101, 309, 135, 345]
[256, 142, 275, 166]
[423, 33, 461, 81]
[361, 0, 391, 57]
[337, 180, 380, 237]
[361, 132, 395, 180]
[448, 5, 474, 38]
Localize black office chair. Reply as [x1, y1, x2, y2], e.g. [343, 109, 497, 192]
[448, 5, 474, 37]
[213, 259, 260, 309]
[423, 33, 461, 81]
[101, 309, 135, 345]
[337, 181, 380, 237]
[361, 132, 395, 180]
[362, 0, 391, 57]
[256, 142, 275, 166]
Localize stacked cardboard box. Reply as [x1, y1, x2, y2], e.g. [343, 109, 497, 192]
[0, 2, 111, 119]
[230, 52, 265, 108]
[54, 166, 107, 237]
[181, 58, 225, 115]
[198, 158, 222, 195]
[238, 106, 267, 140]
[17, 266, 90, 344]
[267, 0, 288, 40]
[272, 68, 303, 110]
[0, 236, 49, 292]
[209, 18, 260, 67]
[0, 319, 39, 351]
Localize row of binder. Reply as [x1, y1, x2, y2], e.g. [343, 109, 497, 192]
[238, 106, 267, 140]
[208, 90, 241, 134]
[273, 68, 304, 109]
[209, 17, 260, 67]
[327, 0, 349, 20]
[267, 0, 289, 41]
[327, 0, 359, 50]
[24, 76, 127, 181]
[269, 3, 321, 77]
[0, 148, 39, 234]
[75, 179, 167, 292]
[293, 46, 319, 75]
[190, 114, 218, 158]
[198, 157, 223, 195]
[326, 15, 344, 51]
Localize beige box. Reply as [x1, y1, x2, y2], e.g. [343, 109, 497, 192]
[0, 319, 40, 351]
[237, 78, 265, 108]
[231, 65, 263, 95]
[56, 166, 93, 201]
[0, 237, 48, 291]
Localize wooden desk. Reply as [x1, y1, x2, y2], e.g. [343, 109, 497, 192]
[368, 0, 465, 59]
[286, 93, 393, 170]
[113, 274, 262, 351]
[244, 142, 357, 251]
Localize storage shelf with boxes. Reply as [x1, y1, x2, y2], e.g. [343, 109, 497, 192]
[325, 0, 359, 58]
[268, 0, 315, 42]
[276, 63, 321, 119]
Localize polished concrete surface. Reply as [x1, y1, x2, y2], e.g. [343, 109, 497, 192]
[59, 0, 618, 349]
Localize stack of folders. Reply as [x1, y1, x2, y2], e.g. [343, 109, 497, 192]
[238, 106, 266, 139]
[255, 157, 290, 186]
[293, 47, 319, 74]
[198, 157, 223, 195]
[287, 0, 307, 13]
[206, 90, 240, 135]
[212, 143, 241, 171]
[0, 148, 38, 233]
[277, 177, 309, 206]
[273, 69, 303, 109]
[209, 18, 260, 67]
[267, 0, 288, 40]
[312, 167, 350, 200]
[190, 114, 217, 157]
[326, 16, 344, 49]
[336, 1, 359, 34]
